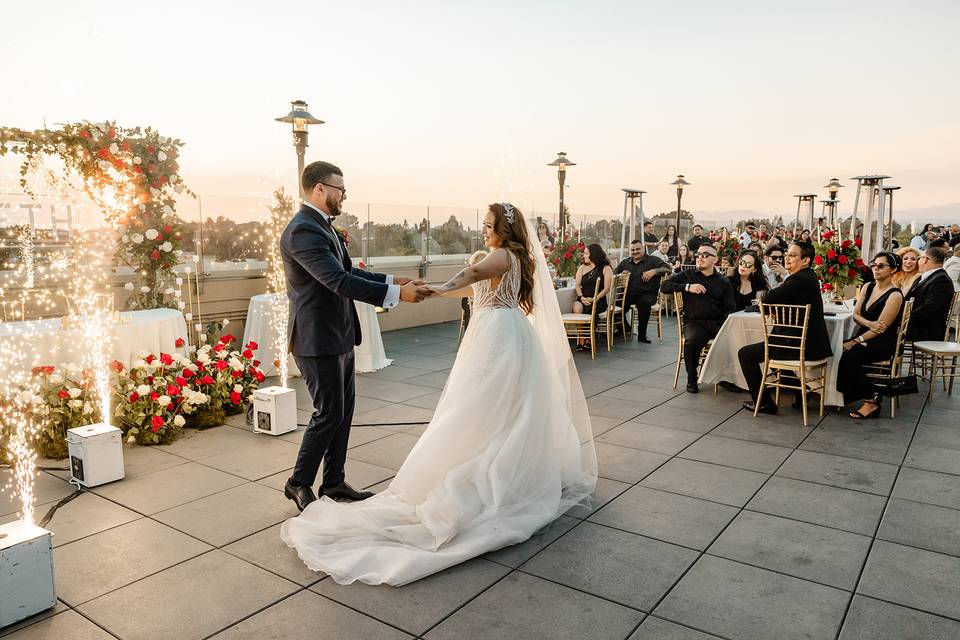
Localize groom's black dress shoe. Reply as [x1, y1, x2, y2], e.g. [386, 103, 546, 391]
[284, 479, 317, 512]
[742, 399, 778, 415]
[323, 482, 374, 502]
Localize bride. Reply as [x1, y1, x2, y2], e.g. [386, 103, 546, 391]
[281, 202, 597, 586]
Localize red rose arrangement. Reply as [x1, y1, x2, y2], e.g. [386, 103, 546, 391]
[814, 230, 864, 295]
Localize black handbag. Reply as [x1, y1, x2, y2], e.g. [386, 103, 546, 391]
[872, 375, 919, 397]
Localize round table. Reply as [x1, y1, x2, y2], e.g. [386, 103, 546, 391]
[242, 293, 391, 376]
[698, 304, 856, 407]
[0, 308, 188, 380]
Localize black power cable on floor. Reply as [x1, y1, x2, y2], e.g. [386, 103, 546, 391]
[295, 421, 431, 428]
[38, 485, 83, 528]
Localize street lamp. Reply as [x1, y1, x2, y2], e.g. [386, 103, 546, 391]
[275, 100, 324, 199]
[547, 152, 576, 240]
[669, 175, 691, 241]
[822, 177, 843, 229]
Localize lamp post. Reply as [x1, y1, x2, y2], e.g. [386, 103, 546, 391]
[548, 152, 576, 240]
[275, 100, 324, 199]
[822, 177, 843, 229]
[670, 175, 691, 241]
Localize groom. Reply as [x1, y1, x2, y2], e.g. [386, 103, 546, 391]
[281, 161, 431, 511]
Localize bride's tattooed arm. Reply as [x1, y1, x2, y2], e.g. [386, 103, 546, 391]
[430, 249, 511, 295]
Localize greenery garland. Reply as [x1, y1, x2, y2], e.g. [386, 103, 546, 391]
[0, 121, 193, 308]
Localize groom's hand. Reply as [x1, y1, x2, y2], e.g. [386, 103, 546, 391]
[400, 281, 430, 303]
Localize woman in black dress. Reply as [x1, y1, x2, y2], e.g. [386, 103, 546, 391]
[731, 250, 768, 311]
[837, 251, 905, 419]
[573, 243, 614, 351]
[661, 224, 679, 258]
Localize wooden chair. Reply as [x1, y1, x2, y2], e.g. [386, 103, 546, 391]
[598, 272, 631, 350]
[754, 303, 829, 427]
[864, 299, 913, 418]
[640, 289, 665, 343]
[562, 279, 601, 359]
[904, 290, 960, 375]
[671, 292, 715, 391]
[914, 340, 960, 398]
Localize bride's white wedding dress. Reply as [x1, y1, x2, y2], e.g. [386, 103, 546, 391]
[281, 233, 597, 586]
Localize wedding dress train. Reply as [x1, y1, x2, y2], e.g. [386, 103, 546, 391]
[281, 238, 596, 586]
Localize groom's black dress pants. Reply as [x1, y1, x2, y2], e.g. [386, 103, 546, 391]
[292, 351, 355, 489]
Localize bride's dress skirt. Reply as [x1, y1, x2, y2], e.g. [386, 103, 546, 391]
[281, 306, 594, 586]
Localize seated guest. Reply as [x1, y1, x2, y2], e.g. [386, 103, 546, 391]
[894, 246, 921, 293]
[572, 243, 614, 351]
[837, 252, 905, 419]
[944, 244, 960, 290]
[661, 243, 736, 393]
[905, 245, 955, 341]
[650, 239, 671, 263]
[674, 244, 695, 271]
[738, 241, 832, 414]
[763, 245, 788, 289]
[687, 224, 708, 253]
[732, 250, 769, 311]
[642, 221, 659, 252]
[615, 240, 673, 343]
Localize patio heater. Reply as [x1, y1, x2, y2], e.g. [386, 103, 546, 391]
[848, 174, 891, 262]
[618, 188, 646, 262]
[670, 175, 690, 241]
[879, 185, 901, 251]
[548, 153, 576, 241]
[822, 178, 843, 229]
[792, 194, 817, 234]
[275, 100, 324, 199]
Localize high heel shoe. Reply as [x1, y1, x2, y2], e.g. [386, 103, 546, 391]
[849, 394, 882, 420]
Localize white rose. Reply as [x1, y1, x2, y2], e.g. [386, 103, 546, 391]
[185, 313, 193, 321]
[49, 373, 63, 384]
[160, 241, 172, 252]
[229, 357, 243, 371]
[122, 234, 130, 242]
[56, 142, 67, 153]
[19, 390, 34, 404]
[164, 287, 174, 295]
[174, 184, 183, 193]
[68, 399, 83, 409]
[68, 387, 82, 399]
[131, 233, 144, 244]
[233, 384, 243, 393]
[175, 277, 183, 286]
[124, 282, 134, 291]
[83, 401, 93, 414]
[173, 414, 185, 427]
[109, 143, 119, 155]
[133, 156, 142, 165]
[162, 204, 173, 216]
[133, 359, 147, 369]
[137, 384, 151, 396]
[37, 404, 50, 416]
[157, 395, 171, 406]
[150, 187, 160, 199]
[175, 249, 183, 257]
[140, 286, 150, 293]
[98, 160, 112, 172]
[197, 352, 211, 364]
[145, 229, 159, 240]
[158, 151, 168, 162]
[222, 318, 230, 326]
[178, 301, 186, 309]
[170, 175, 178, 185]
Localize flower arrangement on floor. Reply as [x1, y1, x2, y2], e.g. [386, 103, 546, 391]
[814, 230, 864, 300]
[25, 365, 103, 458]
[548, 240, 585, 278]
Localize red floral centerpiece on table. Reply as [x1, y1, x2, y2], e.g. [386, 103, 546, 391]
[548, 240, 585, 278]
[814, 230, 864, 302]
[714, 236, 742, 274]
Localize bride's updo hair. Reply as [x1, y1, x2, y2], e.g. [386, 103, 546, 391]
[489, 203, 536, 315]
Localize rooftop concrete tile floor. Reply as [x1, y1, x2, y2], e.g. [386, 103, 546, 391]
[4, 320, 960, 639]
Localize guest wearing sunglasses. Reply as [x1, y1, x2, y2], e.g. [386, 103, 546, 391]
[763, 245, 788, 289]
[661, 244, 736, 393]
[732, 251, 769, 311]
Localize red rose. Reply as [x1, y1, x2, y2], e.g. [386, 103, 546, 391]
[147, 375, 155, 383]
[164, 224, 172, 233]
[160, 353, 174, 366]
[156, 232, 163, 241]
[134, 166, 143, 175]
[247, 341, 258, 350]
[841, 240, 851, 249]
[57, 389, 70, 399]
[98, 148, 109, 159]
[151, 249, 161, 260]
[855, 258, 864, 267]
[231, 369, 242, 378]
[829, 266, 836, 273]
[563, 252, 572, 260]
[220, 334, 236, 344]
[200, 375, 215, 385]
[129, 391, 139, 402]
[146, 144, 156, 154]
[213, 343, 226, 352]
[827, 249, 836, 260]
[182, 369, 194, 379]
[166, 384, 181, 396]
[823, 282, 833, 291]
[814, 255, 824, 265]
[838, 255, 848, 264]
[242, 349, 253, 359]
[145, 354, 155, 364]
[252, 359, 260, 367]
[255, 371, 265, 382]
[107, 127, 116, 139]
[175, 338, 185, 348]
[80, 129, 91, 139]
[854, 238, 862, 247]
[121, 141, 130, 151]
[150, 391, 159, 401]
[230, 391, 242, 404]
[175, 376, 187, 386]
[552, 258, 560, 265]
[215, 360, 229, 371]
[111, 360, 124, 372]
[151, 415, 164, 432]
[849, 269, 858, 279]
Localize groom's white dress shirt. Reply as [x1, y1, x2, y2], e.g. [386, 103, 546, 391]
[304, 202, 400, 308]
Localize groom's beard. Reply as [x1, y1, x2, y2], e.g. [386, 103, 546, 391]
[326, 196, 342, 218]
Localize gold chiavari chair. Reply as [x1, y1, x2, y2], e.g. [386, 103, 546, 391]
[864, 299, 913, 418]
[562, 279, 601, 359]
[755, 302, 829, 427]
[598, 272, 631, 350]
[671, 292, 714, 391]
[913, 291, 960, 397]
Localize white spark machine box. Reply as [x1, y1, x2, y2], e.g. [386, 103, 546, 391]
[253, 386, 298, 435]
[67, 423, 125, 488]
[0, 520, 56, 627]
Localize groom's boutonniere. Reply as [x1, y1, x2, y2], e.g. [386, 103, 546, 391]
[333, 226, 350, 247]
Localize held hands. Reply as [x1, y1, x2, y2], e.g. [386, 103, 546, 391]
[687, 284, 707, 295]
[399, 281, 434, 303]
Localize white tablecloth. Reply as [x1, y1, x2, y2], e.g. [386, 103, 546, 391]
[243, 293, 391, 376]
[0, 308, 188, 377]
[556, 284, 577, 314]
[698, 305, 856, 406]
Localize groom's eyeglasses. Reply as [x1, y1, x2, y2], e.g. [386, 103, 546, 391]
[318, 182, 347, 201]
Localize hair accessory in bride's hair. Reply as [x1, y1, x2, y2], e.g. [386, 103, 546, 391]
[500, 202, 516, 225]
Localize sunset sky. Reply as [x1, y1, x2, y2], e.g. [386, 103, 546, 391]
[2, 0, 958, 225]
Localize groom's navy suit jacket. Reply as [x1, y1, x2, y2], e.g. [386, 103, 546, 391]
[281, 205, 389, 357]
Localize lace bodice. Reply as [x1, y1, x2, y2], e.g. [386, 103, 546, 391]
[472, 250, 520, 311]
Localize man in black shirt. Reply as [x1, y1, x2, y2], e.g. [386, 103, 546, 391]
[686, 224, 708, 253]
[642, 221, 659, 252]
[661, 243, 736, 393]
[614, 239, 673, 343]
